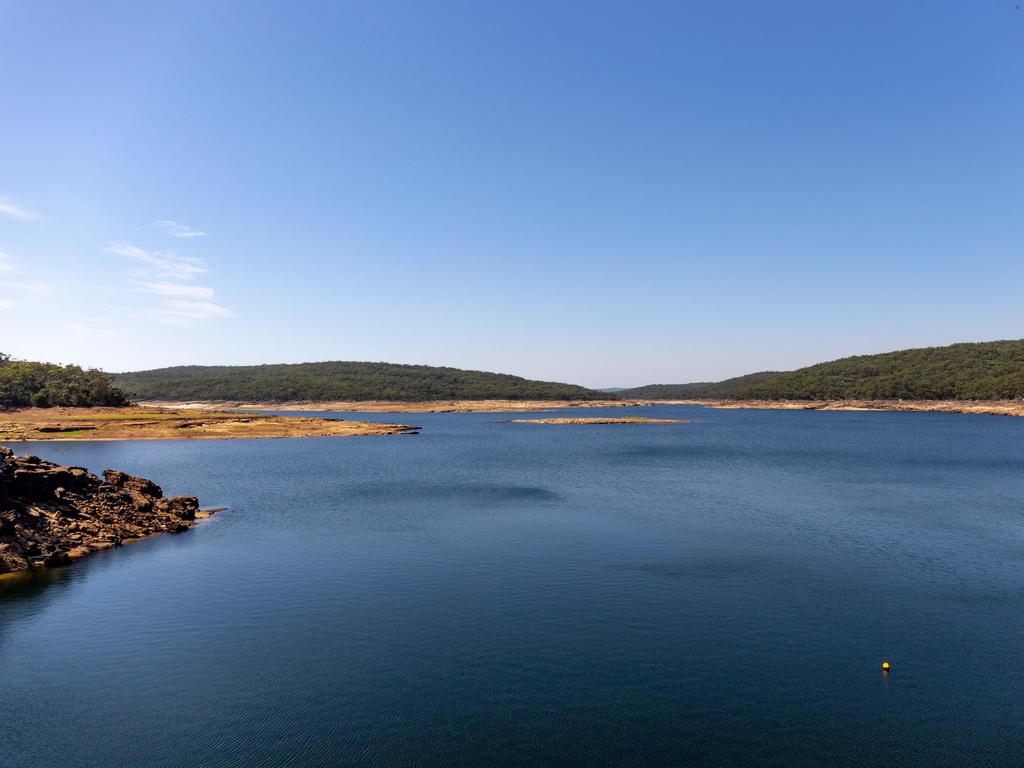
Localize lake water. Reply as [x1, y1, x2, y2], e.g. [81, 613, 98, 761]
[3, 405, 1024, 767]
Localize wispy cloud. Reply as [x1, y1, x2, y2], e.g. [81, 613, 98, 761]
[0, 198, 39, 221]
[0, 249, 22, 273]
[1, 251, 23, 311]
[135, 281, 215, 300]
[0, 279, 53, 293]
[105, 242, 208, 280]
[154, 300, 233, 326]
[158, 220, 209, 239]
[106, 241, 231, 326]
[69, 321, 130, 341]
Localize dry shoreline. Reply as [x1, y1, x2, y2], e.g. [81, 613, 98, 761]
[0, 407, 418, 441]
[667, 399, 1024, 417]
[10, 400, 1015, 442]
[136, 399, 640, 413]
[507, 417, 689, 425]
[136, 398, 1024, 417]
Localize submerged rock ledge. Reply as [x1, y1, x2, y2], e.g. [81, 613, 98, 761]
[0, 446, 209, 574]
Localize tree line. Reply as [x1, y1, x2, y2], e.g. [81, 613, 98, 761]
[114, 361, 606, 402]
[0, 353, 129, 408]
[620, 341, 1024, 401]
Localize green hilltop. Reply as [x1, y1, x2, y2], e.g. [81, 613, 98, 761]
[114, 361, 606, 402]
[10, 340, 1024, 408]
[0, 352, 128, 408]
[619, 340, 1024, 401]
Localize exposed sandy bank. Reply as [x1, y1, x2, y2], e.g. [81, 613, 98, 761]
[677, 399, 1024, 417]
[137, 399, 641, 413]
[0, 407, 418, 441]
[506, 417, 689, 425]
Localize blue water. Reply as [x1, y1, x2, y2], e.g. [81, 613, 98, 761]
[3, 405, 1024, 767]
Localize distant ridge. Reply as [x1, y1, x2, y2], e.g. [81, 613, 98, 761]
[618, 372, 781, 400]
[618, 340, 1024, 401]
[115, 361, 607, 403]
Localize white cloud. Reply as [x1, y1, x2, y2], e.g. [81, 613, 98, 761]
[0, 279, 53, 293]
[0, 254, 52, 294]
[0, 250, 21, 273]
[136, 281, 215, 300]
[158, 220, 209, 239]
[0, 198, 39, 221]
[152, 300, 233, 325]
[105, 241, 208, 280]
[107, 241, 231, 326]
[69, 321, 127, 340]
[1, 251, 22, 312]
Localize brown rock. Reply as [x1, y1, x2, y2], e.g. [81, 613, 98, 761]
[0, 448, 212, 574]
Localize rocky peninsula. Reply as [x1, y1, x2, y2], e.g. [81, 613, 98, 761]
[0, 446, 209, 573]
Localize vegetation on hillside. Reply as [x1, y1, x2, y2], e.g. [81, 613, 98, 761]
[15, 339, 1023, 409]
[625, 341, 1024, 401]
[0, 353, 129, 408]
[618, 372, 781, 400]
[115, 361, 607, 402]
[737, 341, 1024, 400]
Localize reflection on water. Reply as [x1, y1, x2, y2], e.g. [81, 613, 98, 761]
[0, 565, 74, 603]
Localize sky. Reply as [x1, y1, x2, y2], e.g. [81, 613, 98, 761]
[1, 1, 1022, 387]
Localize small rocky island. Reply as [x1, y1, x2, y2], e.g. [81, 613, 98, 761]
[0, 446, 209, 574]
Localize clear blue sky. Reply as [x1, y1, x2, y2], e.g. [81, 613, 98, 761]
[1, 1, 1021, 386]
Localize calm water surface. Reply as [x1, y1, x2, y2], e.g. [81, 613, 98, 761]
[3, 405, 1024, 767]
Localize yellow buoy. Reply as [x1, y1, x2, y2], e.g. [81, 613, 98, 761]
[882, 661, 891, 672]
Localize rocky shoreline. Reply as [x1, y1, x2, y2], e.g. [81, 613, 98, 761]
[0, 446, 211, 574]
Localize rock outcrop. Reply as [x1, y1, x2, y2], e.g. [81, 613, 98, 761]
[0, 446, 206, 573]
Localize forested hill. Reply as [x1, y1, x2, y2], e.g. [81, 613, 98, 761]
[618, 372, 781, 400]
[736, 341, 1024, 400]
[620, 341, 1024, 401]
[1, 353, 128, 408]
[115, 362, 607, 402]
